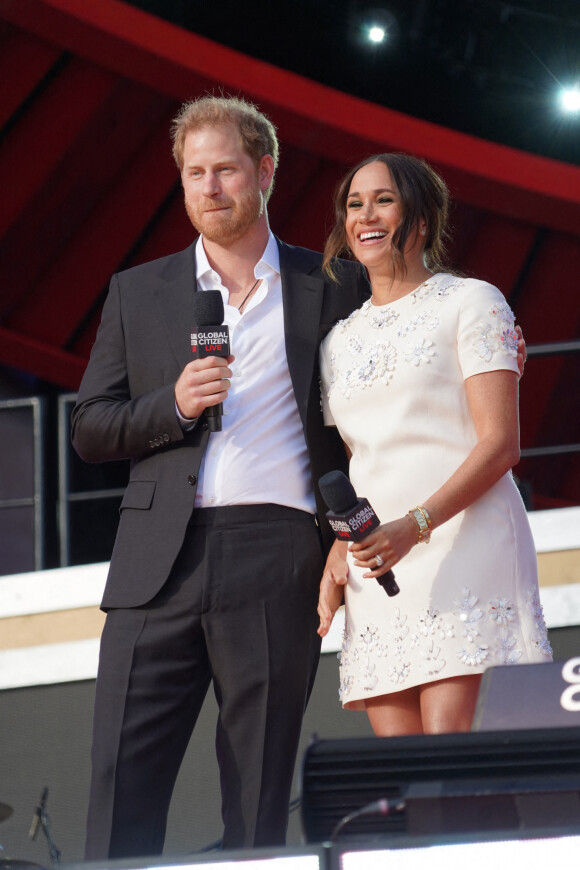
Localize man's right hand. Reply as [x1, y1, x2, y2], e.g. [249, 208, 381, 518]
[175, 355, 234, 420]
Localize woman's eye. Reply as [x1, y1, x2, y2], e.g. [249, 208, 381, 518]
[347, 200, 362, 208]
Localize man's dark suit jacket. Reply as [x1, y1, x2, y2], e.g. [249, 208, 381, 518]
[71, 237, 369, 609]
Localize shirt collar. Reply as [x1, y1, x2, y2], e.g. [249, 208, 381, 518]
[195, 231, 280, 286]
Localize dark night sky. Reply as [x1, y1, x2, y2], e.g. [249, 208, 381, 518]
[126, 0, 580, 166]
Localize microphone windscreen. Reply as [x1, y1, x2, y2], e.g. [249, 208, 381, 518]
[319, 470, 358, 513]
[192, 289, 224, 325]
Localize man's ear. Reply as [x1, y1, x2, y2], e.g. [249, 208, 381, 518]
[258, 154, 275, 192]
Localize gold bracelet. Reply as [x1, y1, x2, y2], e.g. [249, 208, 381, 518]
[408, 506, 432, 543]
[416, 505, 432, 530]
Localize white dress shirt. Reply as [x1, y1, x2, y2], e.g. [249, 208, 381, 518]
[192, 233, 315, 513]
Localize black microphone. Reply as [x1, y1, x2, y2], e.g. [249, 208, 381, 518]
[319, 470, 400, 597]
[191, 290, 230, 432]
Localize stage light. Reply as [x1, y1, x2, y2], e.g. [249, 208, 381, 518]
[368, 25, 386, 43]
[351, 8, 399, 49]
[559, 85, 580, 114]
[67, 848, 327, 870]
[334, 834, 580, 870]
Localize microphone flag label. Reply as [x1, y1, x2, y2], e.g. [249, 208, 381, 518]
[191, 324, 230, 358]
[326, 498, 381, 542]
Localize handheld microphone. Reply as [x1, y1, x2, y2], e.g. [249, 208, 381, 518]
[191, 290, 230, 432]
[319, 470, 400, 597]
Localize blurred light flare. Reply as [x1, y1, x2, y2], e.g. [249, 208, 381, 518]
[368, 25, 386, 43]
[559, 85, 580, 114]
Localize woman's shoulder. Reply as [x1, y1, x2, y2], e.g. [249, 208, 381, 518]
[453, 276, 513, 317]
[426, 272, 496, 293]
[427, 273, 509, 309]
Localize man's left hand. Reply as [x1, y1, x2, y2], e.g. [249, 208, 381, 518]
[516, 324, 527, 378]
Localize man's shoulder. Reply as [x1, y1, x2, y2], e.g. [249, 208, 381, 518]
[115, 242, 196, 283]
[276, 237, 323, 269]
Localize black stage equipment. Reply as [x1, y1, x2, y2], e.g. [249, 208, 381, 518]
[300, 727, 580, 843]
[473, 659, 580, 730]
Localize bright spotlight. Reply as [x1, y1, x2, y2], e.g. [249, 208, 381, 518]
[559, 85, 580, 114]
[368, 25, 386, 43]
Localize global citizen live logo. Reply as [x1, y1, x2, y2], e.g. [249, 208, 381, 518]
[327, 501, 379, 541]
[190, 327, 230, 357]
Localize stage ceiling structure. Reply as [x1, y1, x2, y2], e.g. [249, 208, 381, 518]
[0, 0, 579, 508]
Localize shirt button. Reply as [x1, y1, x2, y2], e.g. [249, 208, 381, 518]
[187, 475, 197, 486]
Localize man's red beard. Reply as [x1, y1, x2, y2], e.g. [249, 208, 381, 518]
[185, 187, 264, 244]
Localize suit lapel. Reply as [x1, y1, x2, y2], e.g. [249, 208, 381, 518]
[154, 243, 198, 372]
[278, 239, 325, 426]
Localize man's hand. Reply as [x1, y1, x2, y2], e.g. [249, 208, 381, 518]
[515, 325, 527, 378]
[317, 541, 348, 637]
[175, 355, 234, 420]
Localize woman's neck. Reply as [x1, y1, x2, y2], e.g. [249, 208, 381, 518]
[369, 262, 434, 305]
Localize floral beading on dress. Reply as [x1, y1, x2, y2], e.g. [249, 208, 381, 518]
[327, 339, 397, 398]
[526, 589, 553, 658]
[474, 301, 518, 362]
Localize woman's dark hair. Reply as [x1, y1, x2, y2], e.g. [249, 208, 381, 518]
[323, 152, 451, 279]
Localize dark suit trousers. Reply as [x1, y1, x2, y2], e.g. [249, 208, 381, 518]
[84, 504, 323, 859]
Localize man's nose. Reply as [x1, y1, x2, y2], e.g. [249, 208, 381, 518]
[202, 172, 220, 196]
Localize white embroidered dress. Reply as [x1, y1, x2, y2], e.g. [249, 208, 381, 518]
[320, 273, 552, 708]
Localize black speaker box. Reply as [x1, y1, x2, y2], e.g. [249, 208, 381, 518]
[300, 727, 580, 843]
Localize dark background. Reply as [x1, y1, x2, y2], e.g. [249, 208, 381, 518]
[127, 0, 580, 166]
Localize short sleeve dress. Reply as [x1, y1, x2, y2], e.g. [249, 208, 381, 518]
[319, 273, 552, 709]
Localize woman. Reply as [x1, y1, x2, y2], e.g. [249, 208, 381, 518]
[317, 153, 552, 736]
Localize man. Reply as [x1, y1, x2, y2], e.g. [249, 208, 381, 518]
[72, 95, 368, 858]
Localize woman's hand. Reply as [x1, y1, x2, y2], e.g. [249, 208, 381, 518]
[350, 515, 418, 579]
[317, 541, 348, 637]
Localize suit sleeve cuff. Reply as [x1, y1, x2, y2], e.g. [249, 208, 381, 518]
[175, 401, 198, 431]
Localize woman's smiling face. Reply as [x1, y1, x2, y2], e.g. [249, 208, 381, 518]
[345, 160, 403, 273]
